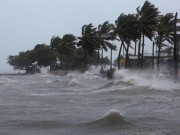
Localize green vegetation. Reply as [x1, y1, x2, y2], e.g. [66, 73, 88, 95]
[8, 1, 180, 75]
[155, 13, 175, 71]
[8, 44, 57, 73]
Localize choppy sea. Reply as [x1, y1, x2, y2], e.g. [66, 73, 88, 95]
[0, 67, 180, 135]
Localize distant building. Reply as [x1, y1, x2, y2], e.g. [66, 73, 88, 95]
[128, 55, 138, 68]
[144, 53, 158, 68]
[120, 53, 158, 69]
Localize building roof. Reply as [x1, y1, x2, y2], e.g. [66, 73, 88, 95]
[144, 53, 158, 57]
[129, 56, 138, 60]
[127, 53, 158, 60]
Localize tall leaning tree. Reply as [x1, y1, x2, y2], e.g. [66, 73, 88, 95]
[115, 13, 139, 69]
[154, 13, 175, 71]
[77, 23, 98, 70]
[50, 34, 76, 68]
[136, 0, 159, 68]
[97, 21, 117, 69]
[173, 12, 180, 81]
[58, 34, 77, 66]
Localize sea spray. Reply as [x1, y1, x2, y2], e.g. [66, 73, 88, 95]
[1, 68, 180, 134]
[114, 69, 180, 90]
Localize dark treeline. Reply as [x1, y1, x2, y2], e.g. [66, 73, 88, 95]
[8, 1, 180, 74]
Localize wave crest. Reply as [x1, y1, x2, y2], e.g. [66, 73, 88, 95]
[85, 111, 127, 127]
[114, 69, 180, 90]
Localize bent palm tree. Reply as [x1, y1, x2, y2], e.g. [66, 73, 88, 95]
[154, 13, 175, 71]
[58, 34, 76, 63]
[50, 36, 61, 50]
[136, 0, 159, 68]
[115, 13, 139, 69]
[77, 23, 98, 70]
[50, 34, 76, 68]
[97, 21, 117, 69]
[173, 12, 180, 80]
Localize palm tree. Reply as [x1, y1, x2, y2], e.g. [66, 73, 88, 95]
[136, 1, 159, 68]
[50, 34, 76, 68]
[58, 34, 76, 63]
[115, 13, 139, 69]
[50, 36, 61, 50]
[173, 12, 180, 81]
[77, 23, 98, 70]
[154, 13, 175, 71]
[109, 44, 117, 70]
[97, 21, 117, 69]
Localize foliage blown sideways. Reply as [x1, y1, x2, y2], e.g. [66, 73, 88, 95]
[8, 0, 180, 74]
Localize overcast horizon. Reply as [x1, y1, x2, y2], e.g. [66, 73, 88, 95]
[0, 0, 179, 73]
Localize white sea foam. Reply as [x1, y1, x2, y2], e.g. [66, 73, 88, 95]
[40, 67, 49, 75]
[66, 72, 79, 78]
[46, 79, 53, 84]
[115, 69, 180, 90]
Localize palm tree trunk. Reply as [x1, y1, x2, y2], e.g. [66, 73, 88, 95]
[101, 48, 103, 70]
[156, 44, 157, 55]
[174, 12, 179, 81]
[141, 33, 145, 68]
[157, 35, 162, 71]
[85, 51, 88, 70]
[123, 45, 125, 56]
[125, 43, 130, 69]
[110, 48, 112, 70]
[152, 41, 155, 69]
[128, 45, 131, 68]
[84, 44, 88, 70]
[137, 35, 141, 68]
[134, 40, 137, 56]
[118, 43, 123, 70]
[97, 48, 100, 66]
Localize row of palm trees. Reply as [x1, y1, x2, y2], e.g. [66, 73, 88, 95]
[115, 1, 180, 71]
[9, 1, 179, 73]
[77, 22, 117, 70]
[49, 24, 116, 71]
[71, 0, 179, 72]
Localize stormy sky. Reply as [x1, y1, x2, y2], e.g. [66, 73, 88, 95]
[0, 0, 179, 73]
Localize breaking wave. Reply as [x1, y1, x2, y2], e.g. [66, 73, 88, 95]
[46, 79, 64, 84]
[114, 69, 180, 91]
[10, 111, 128, 129]
[100, 80, 134, 90]
[66, 72, 79, 78]
[84, 111, 128, 127]
[68, 78, 81, 87]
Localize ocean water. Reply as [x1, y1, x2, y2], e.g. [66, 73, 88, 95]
[0, 68, 180, 135]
